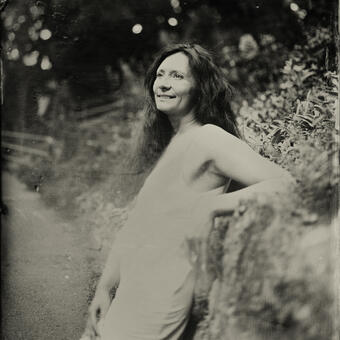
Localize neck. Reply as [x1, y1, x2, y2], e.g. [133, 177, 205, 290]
[168, 112, 201, 135]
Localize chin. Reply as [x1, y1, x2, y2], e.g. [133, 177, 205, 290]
[156, 105, 174, 114]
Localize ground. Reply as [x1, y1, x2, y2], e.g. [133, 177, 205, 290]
[1, 172, 99, 340]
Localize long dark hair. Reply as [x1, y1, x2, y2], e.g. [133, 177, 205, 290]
[133, 43, 240, 172]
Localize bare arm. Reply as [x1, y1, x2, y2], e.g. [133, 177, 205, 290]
[87, 242, 120, 335]
[199, 124, 294, 216]
[211, 177, 293, 217]
[189, 125, 294, 298]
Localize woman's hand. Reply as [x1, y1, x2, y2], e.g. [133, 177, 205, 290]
[88, 287, 111, 336]
[83, 238, 120, 338]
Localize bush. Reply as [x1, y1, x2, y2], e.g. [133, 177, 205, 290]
[237, 29, 338, 216]
[188, 27, 338, 339]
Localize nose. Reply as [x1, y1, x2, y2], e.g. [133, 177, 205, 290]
[159, 84, 171, 92]
[156, 76, 171, 91]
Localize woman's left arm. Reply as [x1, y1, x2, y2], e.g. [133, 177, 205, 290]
[201, 124, 295, 216]
[189, 125, 294, 299]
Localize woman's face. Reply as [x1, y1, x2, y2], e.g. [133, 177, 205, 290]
[153, 52, 196, 117]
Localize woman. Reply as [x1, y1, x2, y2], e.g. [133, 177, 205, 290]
[85, 44, 292, 340]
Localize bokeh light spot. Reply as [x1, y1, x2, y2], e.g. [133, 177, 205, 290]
[41, 56, 52, 70]
[4, 15, 14, 29]
[170, 0, 180, 8]
[18, 15, 26, 24]
[28, 27, 39, 41]
[299, 9, 307, 19]
[8, 48, 20, 61]
[40, 29, 52, 40]
[8, 32, 15, 41]
[34, 20, 42, 29]
[168, 17, 178, 27]
[132, 24, 143, 34]
[290, 3, 299, 11]
[30, 6, 40, 18]
[23, 50, 39, 66]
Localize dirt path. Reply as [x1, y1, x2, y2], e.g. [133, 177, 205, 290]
[1, 172, 98, 340]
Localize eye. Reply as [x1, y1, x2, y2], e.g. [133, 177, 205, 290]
[173, 72, 184, 79]
[156, 72, 163, 78]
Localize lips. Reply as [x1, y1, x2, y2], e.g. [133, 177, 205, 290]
[157, 94, 176, 99]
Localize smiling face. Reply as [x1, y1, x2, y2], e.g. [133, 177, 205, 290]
[153, 52, 196, 118]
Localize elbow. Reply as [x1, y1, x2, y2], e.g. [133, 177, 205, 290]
[269, 164, 295, 184]
[270, 171, 296, 193]
[259, 167, 295, 185]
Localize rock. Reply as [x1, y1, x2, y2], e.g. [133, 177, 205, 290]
[190, 194, 334, 340]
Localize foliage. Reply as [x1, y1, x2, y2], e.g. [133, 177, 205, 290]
[186, 26, 338, 339]
[2, 0, 336, 128]
[238, 27, 338, 215]
[37, 110, 142, 212]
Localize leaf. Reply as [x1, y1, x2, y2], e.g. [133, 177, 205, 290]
[313, 104, 325, 114]
[296, 114, 313, 122]
[282, 59, 293, 74]
[293, 65, 304, 72]
[312, 115, 325, 126]
[280, 81, 294, 89]
[295, 100, 301, 116]
[271, 129, 285, 144]
[301, 70, 315, 82]
[295, 114, 315, 128]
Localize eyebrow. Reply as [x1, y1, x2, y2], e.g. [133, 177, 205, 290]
[156, 68, 186, 75]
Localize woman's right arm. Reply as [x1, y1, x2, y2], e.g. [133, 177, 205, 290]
[88, 244, 120, 335]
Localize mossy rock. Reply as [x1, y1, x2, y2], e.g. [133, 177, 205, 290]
[190, 193, 334, 340]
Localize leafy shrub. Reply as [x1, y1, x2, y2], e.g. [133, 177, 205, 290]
[237, 28, 338, 216]
[187, 27, 338, 338]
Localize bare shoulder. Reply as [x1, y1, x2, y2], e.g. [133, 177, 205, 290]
[188, 124, 255, 167]
[192, 124, 241, 148]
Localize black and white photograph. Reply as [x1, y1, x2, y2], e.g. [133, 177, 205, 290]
[1, 0, 339, 339]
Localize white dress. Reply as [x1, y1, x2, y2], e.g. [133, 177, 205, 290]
[101, 127, 226, 340]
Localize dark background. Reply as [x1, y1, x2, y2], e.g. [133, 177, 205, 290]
[2, 0, 337, 134]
